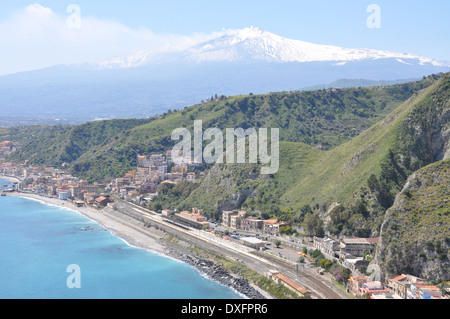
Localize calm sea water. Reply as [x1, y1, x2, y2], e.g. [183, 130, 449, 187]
[0, 179, 242, 299]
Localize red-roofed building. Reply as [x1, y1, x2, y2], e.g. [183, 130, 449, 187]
[174, 210, 209, 229]
[263, 219, 292, 236]
[93, 196, 111, 207]
[362, 282, 390, 298]
[388, 274, 410, 299]
[269, 271, 311, 298]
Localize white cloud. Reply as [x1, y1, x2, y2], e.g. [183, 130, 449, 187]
[0, 4, 216, 75]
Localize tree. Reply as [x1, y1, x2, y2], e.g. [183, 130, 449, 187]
[319, 258, 333, 271]
[279, 225, 292, 235]
[343, 268, 352, 281]
[302, 213, 325, 237]
[274, 240, 281, 248]
[352, 199, 368, 217]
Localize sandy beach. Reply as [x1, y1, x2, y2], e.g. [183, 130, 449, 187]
[6, 192, 167, 255]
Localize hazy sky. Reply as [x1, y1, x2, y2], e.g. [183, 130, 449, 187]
[1, 1, 449, 75]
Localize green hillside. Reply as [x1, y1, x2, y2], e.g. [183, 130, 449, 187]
[8, 75, 437, 182]
[375, 159, 450, 282]
[173, 74, 448, 237]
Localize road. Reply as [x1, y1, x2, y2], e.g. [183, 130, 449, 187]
[114, 199, 348, 299]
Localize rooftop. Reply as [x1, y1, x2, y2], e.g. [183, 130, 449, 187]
[240, 237, 265, 245]
[275, 273, 310, 295]
[342, 237, 379, 244]
[390, 275, 407, 282]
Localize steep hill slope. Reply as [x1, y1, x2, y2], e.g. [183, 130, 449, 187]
[374, 159, 450, 282]
[176, 74, 448, 236]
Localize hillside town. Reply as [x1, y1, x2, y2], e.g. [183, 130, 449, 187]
[1, 153, 448, 300]
[109, 151, 204, 201]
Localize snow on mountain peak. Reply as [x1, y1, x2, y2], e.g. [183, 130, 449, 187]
[92, 27, 448, 69]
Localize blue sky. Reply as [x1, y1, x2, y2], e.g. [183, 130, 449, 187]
[0, 1, 449, 75]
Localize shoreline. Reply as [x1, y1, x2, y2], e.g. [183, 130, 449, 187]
[0, 176, 20, 184]
[5, 192, 268, 299]
[6, 192, 168, 255]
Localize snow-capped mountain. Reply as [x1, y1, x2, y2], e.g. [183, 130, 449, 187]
[93, 27, 449, 68]
[1, 27, 448, 123]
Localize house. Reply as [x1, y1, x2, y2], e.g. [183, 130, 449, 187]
[186, 172, 196, 181]
[362, 282, 390, 298]
[409, 281, 443, 299]
[168, 172, 184, 183]
[58, 190, 71, 200]
[388, 275, 410, 299]
[230, 214, 243, 229]
[174, 210, 209, 229]
[263, 219, 278, 235]
[339, 237, 379, 257]
[222, 210, 242, 227]
[387, 274, 429, 299]
[263, 219, 292, 236]
[161, 209, 173, 216]
[83, 192, 97, 205]
[71, 185, 100, 198]
[418, 286, 442, 299]
[313, 236, 340, 257]
[240, 218, 264, 232]
[95, 196, 111, 207]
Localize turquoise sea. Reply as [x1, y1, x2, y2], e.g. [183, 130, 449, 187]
[0, 179, 242, 299]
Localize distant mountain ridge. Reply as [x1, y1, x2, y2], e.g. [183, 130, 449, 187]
[0, 27, 448, 124]
[300, 78, 421, 91]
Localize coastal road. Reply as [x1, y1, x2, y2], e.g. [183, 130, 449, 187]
[115, 200, 347, 299]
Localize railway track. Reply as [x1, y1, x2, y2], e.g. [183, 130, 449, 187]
[116, 200, 347, 299]
[251, 251, 344, 299]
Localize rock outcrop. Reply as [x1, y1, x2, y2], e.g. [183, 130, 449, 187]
[374, 160, 450, 282]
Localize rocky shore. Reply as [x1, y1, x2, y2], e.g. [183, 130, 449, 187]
[164, 245, 267, 299]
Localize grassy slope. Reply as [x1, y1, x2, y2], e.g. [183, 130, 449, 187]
[68, 78, 436, 182]
[376, 159, 450, 281]
[176, 80, 441, 220]
[277, 82, 440, 211]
